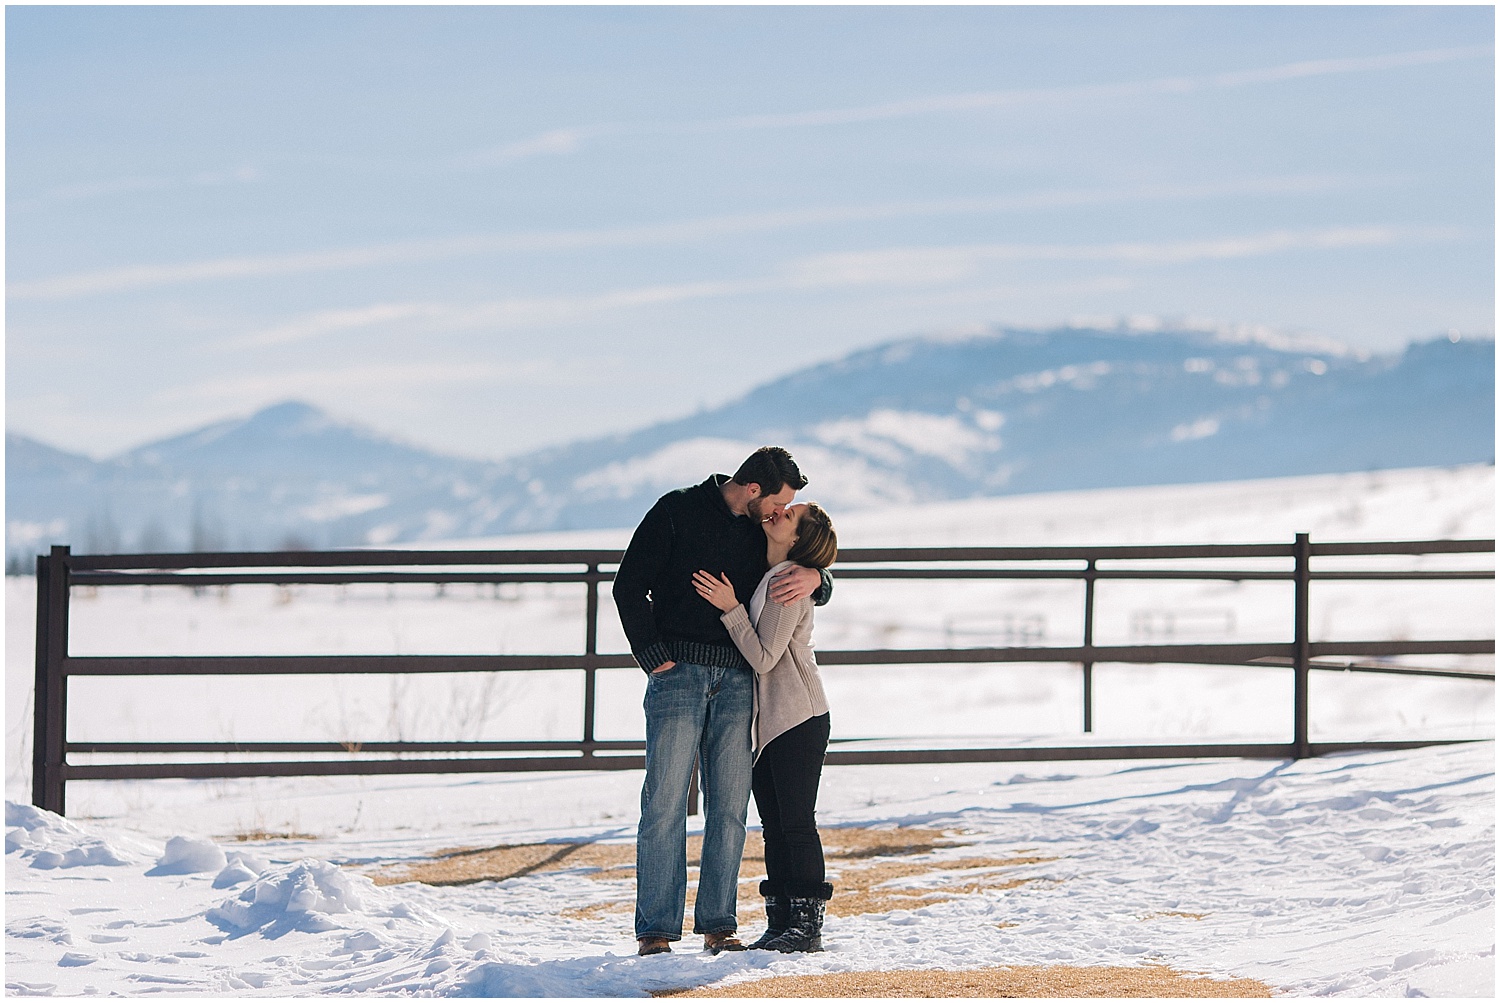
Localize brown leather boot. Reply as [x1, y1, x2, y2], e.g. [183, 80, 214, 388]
[637, 936, 672, 956]
[702, 931, 746, 954]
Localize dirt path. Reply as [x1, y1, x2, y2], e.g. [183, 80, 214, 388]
[657, 965, 1274, 997]
[370, 825, 1277, 997]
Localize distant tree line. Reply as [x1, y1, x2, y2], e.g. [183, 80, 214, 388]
[5, 497, 318, 574]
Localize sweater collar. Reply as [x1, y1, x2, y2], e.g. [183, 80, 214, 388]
[701, 473, 748, 523]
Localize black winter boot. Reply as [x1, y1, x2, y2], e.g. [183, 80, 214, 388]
[762, 883, 832, 953]
[746, 881, 789, 950]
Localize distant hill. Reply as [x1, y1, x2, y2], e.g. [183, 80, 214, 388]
[6, 325, 1493, 563]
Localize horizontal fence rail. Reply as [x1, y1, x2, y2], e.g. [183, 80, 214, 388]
[33, 536, 1496, 815]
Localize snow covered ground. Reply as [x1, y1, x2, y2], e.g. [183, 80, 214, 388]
[4, 465, 1494, 996]
[3, 746, 1493, 997]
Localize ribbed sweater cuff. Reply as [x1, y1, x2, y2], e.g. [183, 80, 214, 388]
[668, 641, 749, 671]
[634, 643, 675, 673]
[633, 640, 750, 673]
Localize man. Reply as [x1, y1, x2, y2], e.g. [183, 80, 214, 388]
[614, 446, 832, 956]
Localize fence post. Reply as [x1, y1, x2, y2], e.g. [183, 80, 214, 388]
[32, 545, 70, 815]
[1082, 559, 1096, 733]
[1293, 533, 1311, 759]
[583, 565, 599, 758]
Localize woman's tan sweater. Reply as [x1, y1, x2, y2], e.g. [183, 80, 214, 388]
[719, 561, 829, 759]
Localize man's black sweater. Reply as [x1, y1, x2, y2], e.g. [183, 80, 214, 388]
[614, 474, 830, 672]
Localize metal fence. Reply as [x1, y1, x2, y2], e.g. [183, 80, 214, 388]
[32, 534, 1495, 816]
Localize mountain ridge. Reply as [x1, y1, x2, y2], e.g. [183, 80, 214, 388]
[6, 324, 1493, 563]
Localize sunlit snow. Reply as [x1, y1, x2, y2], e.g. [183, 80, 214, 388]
[4, 464, 1492, 996]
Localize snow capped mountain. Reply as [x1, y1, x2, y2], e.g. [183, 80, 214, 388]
[499, 324, 1492, 524]
[6, 325, 1493, 561]
[114, 400, 436, 476]
[5, 404, 501, 560]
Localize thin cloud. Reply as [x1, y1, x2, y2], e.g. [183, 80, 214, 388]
[6, 174, 1390, 301]
[788, 226, 1463, 286]
[868, 276, 1136, 312]
[483, 45, 1491, 155]
[218, 224, 1461, 349]
[225, 303, 448, 350]
[455, 127, 611, 169]
[222, 278, 783, 350]
[1208, 47, 1487, 87]
[9, 240, 486, 301]
[155, 360, 573, 406]
[8, 167, 264, 213]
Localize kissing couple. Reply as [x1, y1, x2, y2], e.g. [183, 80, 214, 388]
[613, 446, 839, 956]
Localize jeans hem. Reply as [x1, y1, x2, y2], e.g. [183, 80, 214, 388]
[692, 924, 738, 936]
[636, 931, 682, 942]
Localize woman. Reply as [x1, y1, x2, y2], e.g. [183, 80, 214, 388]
[692, 501, 838, 953]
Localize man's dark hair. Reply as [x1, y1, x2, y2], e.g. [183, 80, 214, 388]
[732, 446, 807, 496]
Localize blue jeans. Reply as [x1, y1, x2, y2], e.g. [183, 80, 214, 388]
[635, 661, 754, 941]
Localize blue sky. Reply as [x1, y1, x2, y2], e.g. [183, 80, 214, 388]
[6, 6, 1494, 460]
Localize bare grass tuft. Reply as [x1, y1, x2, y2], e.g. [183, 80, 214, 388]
[231, 828, 319, 842]
[371, 839, 634, 887]
[561, 899, 635, 921]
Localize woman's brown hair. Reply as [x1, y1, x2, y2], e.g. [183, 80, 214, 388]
[786, 502, 838, 570]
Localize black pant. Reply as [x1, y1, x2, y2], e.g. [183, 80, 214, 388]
[752, 712, 830, 897]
